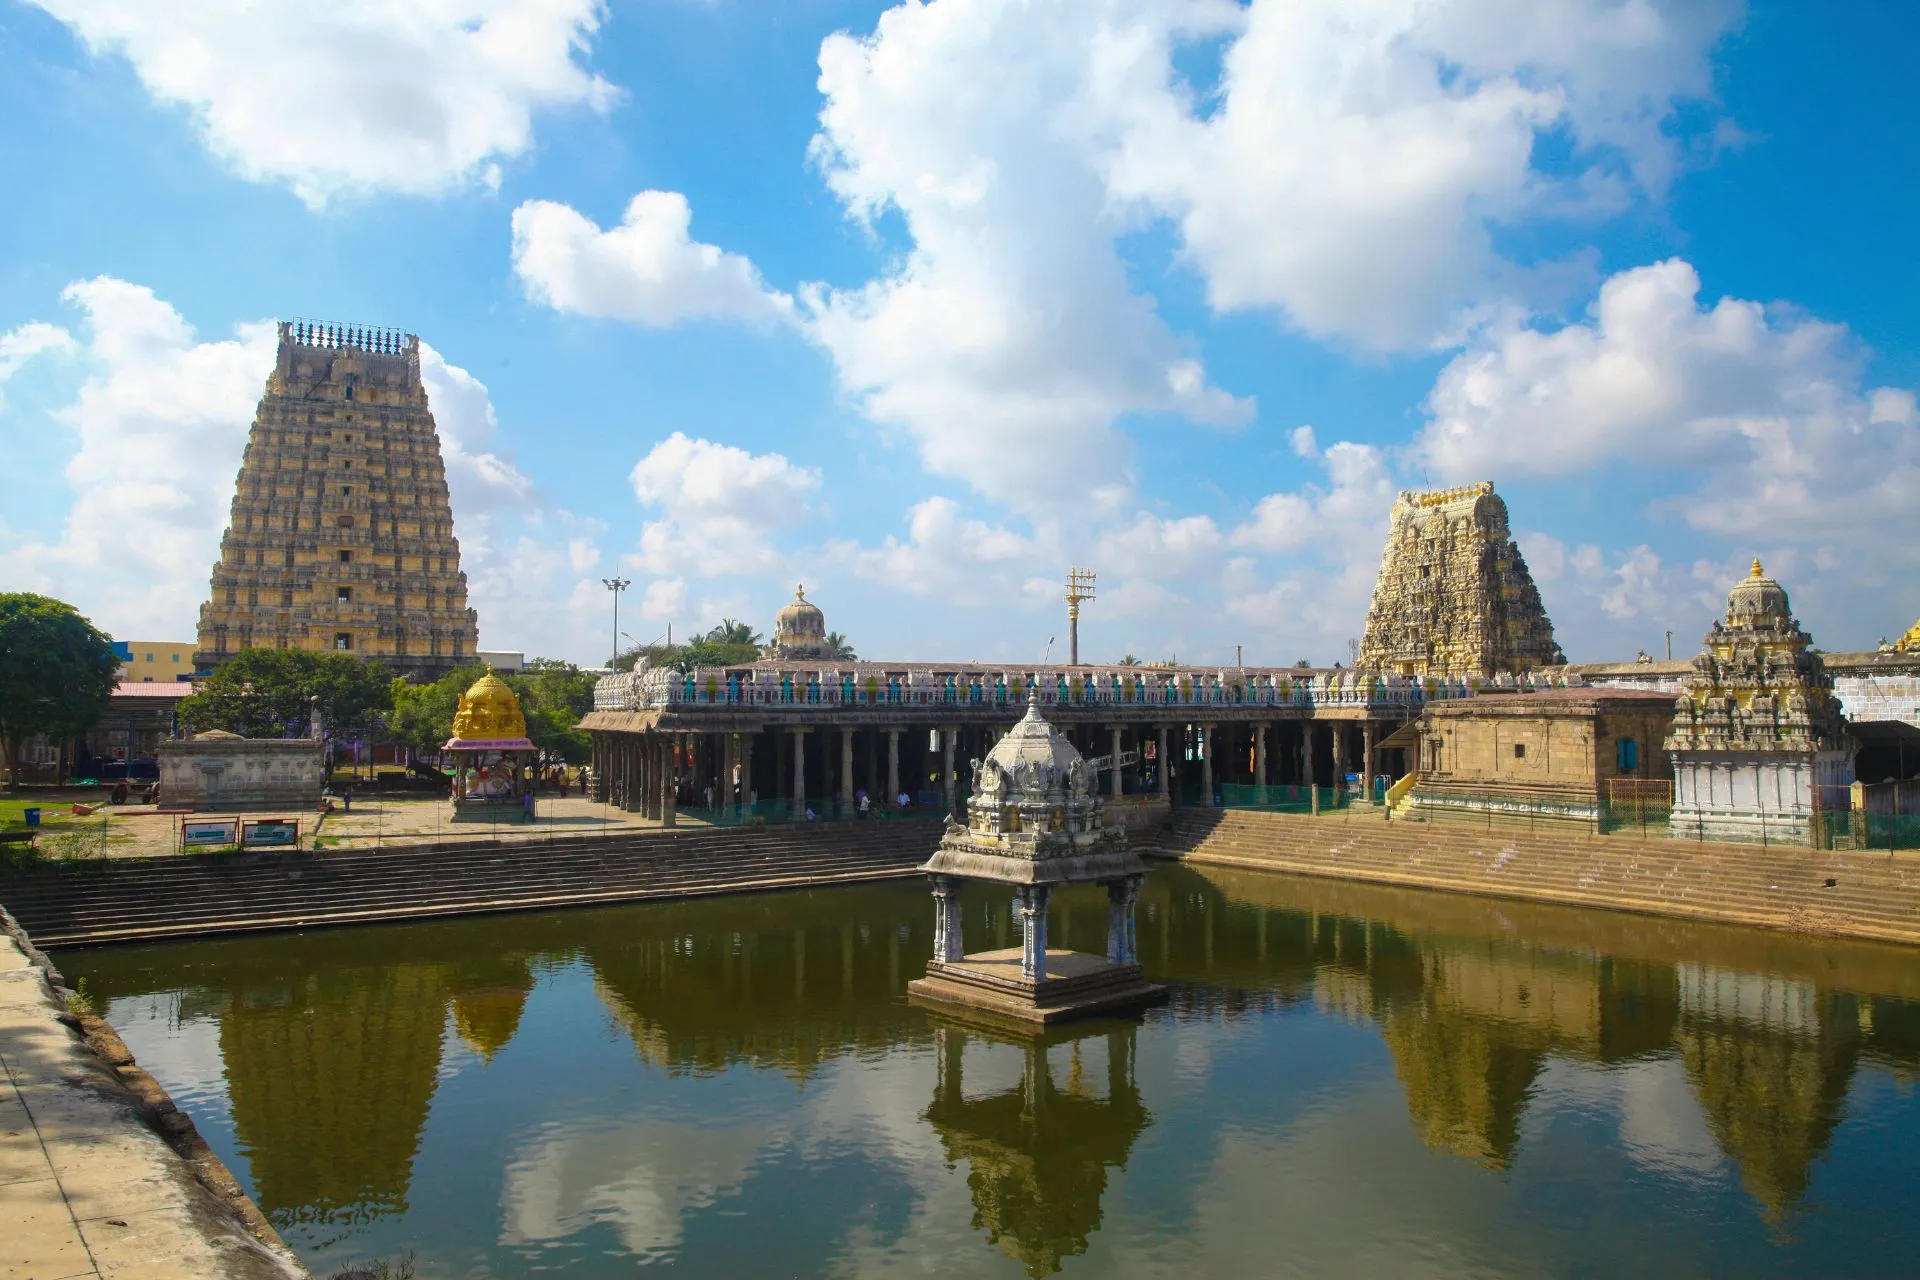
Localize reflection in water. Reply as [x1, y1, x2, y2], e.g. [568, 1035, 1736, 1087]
[220, 961, 448, 1230]
[925, 1018, 1148, 1276]
[60, 868, 1920, 1275]
[1675, 968, 1861, 1219]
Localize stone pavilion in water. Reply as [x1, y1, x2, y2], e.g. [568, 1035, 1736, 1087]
[910, 691, 1164, 1024]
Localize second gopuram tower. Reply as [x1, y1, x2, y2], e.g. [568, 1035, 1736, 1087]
[194, 321, 478, 680]
[1357, 482, 1564, 678]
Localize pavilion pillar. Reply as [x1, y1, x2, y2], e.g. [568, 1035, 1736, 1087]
[1298, 725, 1311, 786]
[740, 733, 755, 810]
[1106, 875, 1141, 966]
[1110, 726, 1123, 798]
[840, 727, 855, 812]
[1361, 722, 1375, 803]
[1014, 884, 1051, 982]
[642, 736, 657, 818]
[722, 732, 737, 812]
[661, 736, 678, 828]
[930, 875, 965, 963]
[1255, 724, 1268, 791]
[887, 729, 901, 805]
[1157, 725, 1170, 800]
[865, 729, 879, 801]
[1200, 726, 1214, 807]
[791, 728, 807, 816]
[1333, 724, 1347, 794]
[942, 726, 958, 816]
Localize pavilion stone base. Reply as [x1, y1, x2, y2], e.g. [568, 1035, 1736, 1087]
[908, 948, 1166, 1026]
[450, 798, 523, 823]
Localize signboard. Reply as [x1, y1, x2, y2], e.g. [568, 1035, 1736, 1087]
[181, 819, 237, 850]
[241, 820, 299, 849]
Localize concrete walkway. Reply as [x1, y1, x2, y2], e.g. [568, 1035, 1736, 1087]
[0, 932, 306, 1279]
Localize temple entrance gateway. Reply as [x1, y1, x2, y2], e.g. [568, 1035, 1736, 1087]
[909, 691, 1165, 1024]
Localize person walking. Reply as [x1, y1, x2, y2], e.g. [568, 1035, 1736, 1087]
[521, 789, 536, 823]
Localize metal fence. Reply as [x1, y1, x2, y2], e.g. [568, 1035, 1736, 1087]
[1217, 784, 1352, 813]
[673, 798, 951, 827]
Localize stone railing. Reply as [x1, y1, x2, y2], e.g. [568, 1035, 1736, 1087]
[592, 663, 1576, 715]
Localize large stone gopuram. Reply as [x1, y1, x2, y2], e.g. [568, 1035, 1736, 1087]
[909, 691, 1165, 1025]
[1358, 482, 1564, 678]
[1666, 561, 1855, 843]
[195, 321, 478, 679]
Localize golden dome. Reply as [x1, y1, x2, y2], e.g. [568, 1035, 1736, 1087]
[451, 670, 527, 741]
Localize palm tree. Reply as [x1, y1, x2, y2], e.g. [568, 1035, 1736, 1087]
[1116, 654, 1142, 665]
[822, 631, 857, 661]
[705, 618, 763, 646]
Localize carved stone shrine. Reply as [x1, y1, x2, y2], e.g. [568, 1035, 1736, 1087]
[1666, 561, 1855, 843]
[908, 690, 1165, 1024]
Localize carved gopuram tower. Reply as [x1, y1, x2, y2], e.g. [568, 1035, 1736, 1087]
[194, 321, 478, 680]
[1357, 482, 1563, 678]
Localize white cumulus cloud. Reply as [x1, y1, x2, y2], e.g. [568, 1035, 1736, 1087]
[511, 191, 794, 327]
[804, 0, 1253, 515]
[1418, 258, 1920, 552]
[627, 433, 820, 574]
[33, 0, 618, 206]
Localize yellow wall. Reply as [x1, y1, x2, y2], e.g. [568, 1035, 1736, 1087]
[119, 641, 196, 683]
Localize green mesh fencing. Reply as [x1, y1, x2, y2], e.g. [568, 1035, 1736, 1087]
[1216, 784, 1350, 813]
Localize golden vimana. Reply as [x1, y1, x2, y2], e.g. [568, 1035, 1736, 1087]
[194, 321, 477, 680]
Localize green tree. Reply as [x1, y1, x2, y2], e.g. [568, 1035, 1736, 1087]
[506, 659, 597, 766]
[180, 649, 393, 742]
[0, 593, 121, 789]
[386, 663, 487, 759]
[1116, 654, 1141, 665]
[703, 619, 763, 647]
[822, 631, 857, 661]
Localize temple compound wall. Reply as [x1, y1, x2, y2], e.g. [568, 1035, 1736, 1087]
[194, 320, 478, 681]
[1358, 483, 1564, 679]
[158, 732, 323, 811]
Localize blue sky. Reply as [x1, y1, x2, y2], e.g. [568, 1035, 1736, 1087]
[2, 0, 1916, 668]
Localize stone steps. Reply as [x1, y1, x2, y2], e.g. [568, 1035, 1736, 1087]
[0, 824, 945, 947]
[1154, 808, 1920, 944]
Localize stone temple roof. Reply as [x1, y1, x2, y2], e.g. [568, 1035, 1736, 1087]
[985, 690, 1085, 779]
[1725, 558, 1792, 627]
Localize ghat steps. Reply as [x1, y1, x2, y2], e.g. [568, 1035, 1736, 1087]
[1151, 809, 1920, 946]
[0, 822, 946, 949]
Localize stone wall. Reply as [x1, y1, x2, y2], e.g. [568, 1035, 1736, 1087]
[1411, 692, 1675, 817]
[159, 733, 323, 811]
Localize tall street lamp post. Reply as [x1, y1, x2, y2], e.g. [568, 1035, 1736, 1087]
[602, 577, 631, 668]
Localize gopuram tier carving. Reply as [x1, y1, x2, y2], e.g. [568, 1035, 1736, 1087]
[1358, 482, 1564, 679]
[194, 321, 478, 680]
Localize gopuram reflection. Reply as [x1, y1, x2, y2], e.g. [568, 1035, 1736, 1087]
[925, 1016, 1149, 1277]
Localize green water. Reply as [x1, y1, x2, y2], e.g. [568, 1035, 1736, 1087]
[61, 866, 1920, 1278]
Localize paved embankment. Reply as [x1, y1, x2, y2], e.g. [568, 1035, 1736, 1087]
[1153, 809, 1920, 947]
[0, 822, 947, 948]
[0, 910, 307, 1279]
